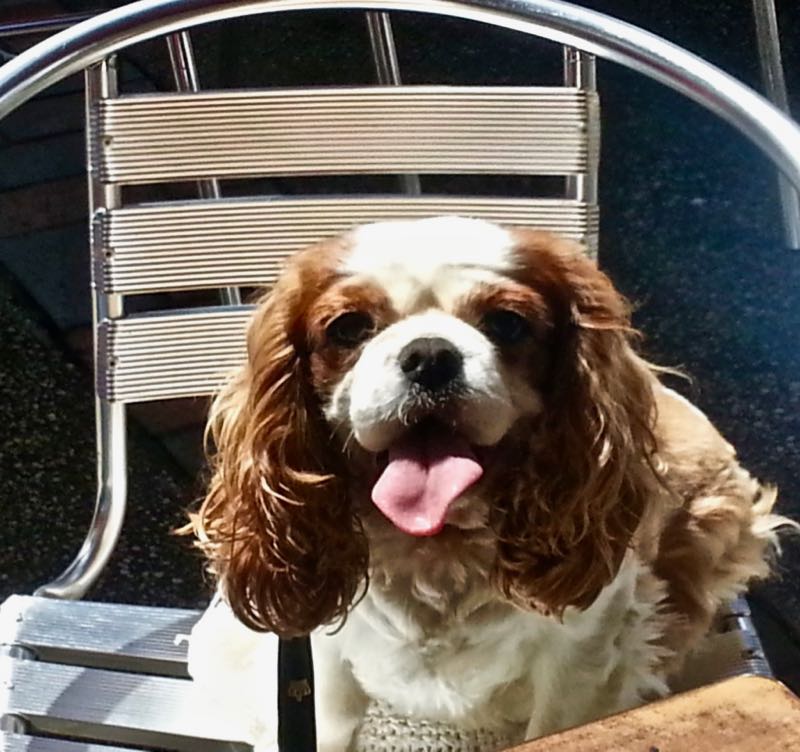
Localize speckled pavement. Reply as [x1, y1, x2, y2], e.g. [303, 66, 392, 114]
[0, 270, 208, 608]
[1, 0, 799, 691]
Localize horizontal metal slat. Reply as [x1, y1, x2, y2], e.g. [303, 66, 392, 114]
[0, 658, 248, 751]
[667, 629, 770, 694]
[0, 596, 198, 678]
[1, 733, 140, 751]
[97, 308, 252, 403]
[99, 196, 598, 294]
[668, 597, 771, 693]
[91, 86, 597, 183]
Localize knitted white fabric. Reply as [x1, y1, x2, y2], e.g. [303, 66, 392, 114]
[353, 702, 526, 752]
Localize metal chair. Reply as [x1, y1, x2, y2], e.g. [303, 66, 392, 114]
[1, 0, 800, 750]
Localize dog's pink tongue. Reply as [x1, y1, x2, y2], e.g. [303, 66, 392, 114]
[371, 430, 483, 536]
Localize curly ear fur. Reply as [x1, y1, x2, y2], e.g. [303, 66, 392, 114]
[492, 231, 661, 615]
[191, 262, 368, 637]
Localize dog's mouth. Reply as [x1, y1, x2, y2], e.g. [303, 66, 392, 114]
[370, 419, 484, 537]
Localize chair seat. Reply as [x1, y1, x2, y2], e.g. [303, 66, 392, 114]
[0, 596, 249, 751]
[0, 595, 769, 751]
[0, 595, 198, 677]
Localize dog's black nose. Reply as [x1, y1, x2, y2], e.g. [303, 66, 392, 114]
[399, 337, 463, 391]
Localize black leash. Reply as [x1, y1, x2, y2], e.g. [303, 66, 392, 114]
[277, 636, 317, 752]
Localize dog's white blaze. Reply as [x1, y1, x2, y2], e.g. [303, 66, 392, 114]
[343, 216, 514, 313]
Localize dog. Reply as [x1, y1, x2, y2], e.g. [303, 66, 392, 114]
[187, 217, 790, 751]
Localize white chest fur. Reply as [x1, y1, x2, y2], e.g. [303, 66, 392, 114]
[188, 555, 669, 752]
[317, 554, 669, 743]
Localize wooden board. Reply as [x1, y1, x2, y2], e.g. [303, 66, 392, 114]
[511, 675, 800, 751]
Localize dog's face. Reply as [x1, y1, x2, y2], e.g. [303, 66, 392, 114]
[194, 218, 659, 637]
[303, 218, 556, 537]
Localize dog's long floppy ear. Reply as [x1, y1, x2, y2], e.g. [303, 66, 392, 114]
[493, 231, 660, 616]
[191, 261, 368, 637]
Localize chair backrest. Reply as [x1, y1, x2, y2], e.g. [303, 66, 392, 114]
[92, 72, 599, 404]
[37, 11, 599, 598]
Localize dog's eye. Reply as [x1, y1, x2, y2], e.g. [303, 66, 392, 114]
[481, 309, 531, 345]
[326, 311, 374, 347]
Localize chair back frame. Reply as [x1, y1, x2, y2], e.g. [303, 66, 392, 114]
[37, 7, 602, 599]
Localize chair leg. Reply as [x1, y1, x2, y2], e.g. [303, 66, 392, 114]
[36, 61, 128, 601]
[752, 0, 800, 249]
[35, 400, 128, 600]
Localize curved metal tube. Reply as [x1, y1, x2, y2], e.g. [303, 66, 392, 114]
[752, 0, 800, 247]
[3, 0, 800, 599]
[35, 59, 128, 600]
[35, 401, 128, 599]
[1, 0, 800, 192]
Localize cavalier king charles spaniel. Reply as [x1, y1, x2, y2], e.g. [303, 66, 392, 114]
[187, 217, 790, 751]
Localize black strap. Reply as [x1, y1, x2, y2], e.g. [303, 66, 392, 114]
[278, 637, 317, 752]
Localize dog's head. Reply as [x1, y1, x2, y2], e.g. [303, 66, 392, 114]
[193, 217, 659, 636]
